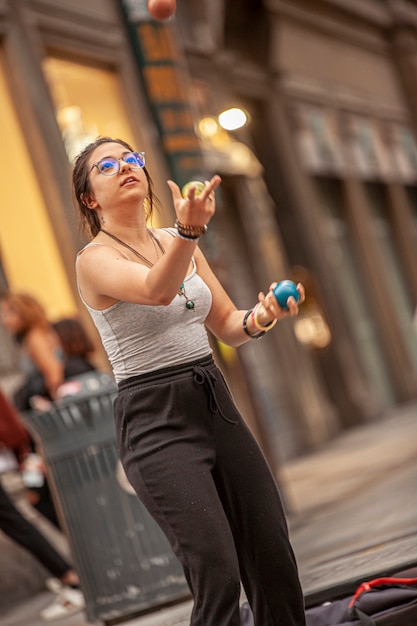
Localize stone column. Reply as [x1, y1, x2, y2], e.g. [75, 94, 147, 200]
[388, 0, 417, 138]
[255, 83, 381, 424]
[385, 182, 417, 303]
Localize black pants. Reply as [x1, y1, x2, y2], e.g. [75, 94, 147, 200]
[0, 481, 70, 578]
[115, 356, 306, 626]
[27, 480, 62, 530]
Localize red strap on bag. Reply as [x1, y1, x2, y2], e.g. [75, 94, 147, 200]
[348, 577, 417, 608]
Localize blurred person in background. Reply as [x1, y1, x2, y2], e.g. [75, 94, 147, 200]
[0, 388, 84, 621]
[0, 385, 31, 471]
[0, 292, 66, 528]
[53, 317, 97, 378]
[0, 292, 64, 412]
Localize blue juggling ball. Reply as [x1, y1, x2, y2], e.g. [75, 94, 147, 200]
[273, 280, 299, 311]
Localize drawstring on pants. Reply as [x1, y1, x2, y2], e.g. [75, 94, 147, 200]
[118, 354, 238, 425]
[193, 365, 238, 425]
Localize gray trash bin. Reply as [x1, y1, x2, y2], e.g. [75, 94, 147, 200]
[24, 372, 190, 625]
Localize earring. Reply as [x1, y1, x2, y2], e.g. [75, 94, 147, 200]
[100, 215, 106, 225]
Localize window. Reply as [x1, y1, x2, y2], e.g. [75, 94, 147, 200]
[43, 58, 138, 163]
[0, 63, 75, 319]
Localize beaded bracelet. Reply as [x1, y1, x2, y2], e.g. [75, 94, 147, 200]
[251, 302, 278, 332]
[243, 308, 266, 339]
[175, 220, 208, 238]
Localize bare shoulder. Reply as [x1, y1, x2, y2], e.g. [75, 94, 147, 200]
[77, 242, 129, 269]
[150, 227, 176, 248]
[25, 326, 55, 353]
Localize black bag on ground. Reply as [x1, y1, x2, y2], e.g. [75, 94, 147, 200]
[305, 568, 417, 625]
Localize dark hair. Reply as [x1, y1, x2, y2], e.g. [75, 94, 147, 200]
[72, 136, 156, 238]
[53, 317, 94, 358]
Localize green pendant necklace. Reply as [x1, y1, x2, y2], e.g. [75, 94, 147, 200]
[182, 285, 195, 310]
[100, 229, 195, 310]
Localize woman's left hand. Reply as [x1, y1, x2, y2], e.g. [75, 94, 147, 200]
[258, 282, 305, 322]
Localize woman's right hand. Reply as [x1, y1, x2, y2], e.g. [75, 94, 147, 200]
[167, 175, 221, 227]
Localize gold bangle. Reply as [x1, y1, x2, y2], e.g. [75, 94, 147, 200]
[252, 303, 278, 332]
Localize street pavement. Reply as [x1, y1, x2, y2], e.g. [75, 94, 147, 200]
[2, 400, 417, 626]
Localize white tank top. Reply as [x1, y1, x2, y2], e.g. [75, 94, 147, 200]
[76, 247, 213, 383]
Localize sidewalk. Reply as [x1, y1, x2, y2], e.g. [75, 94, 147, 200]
[2, 400, 417, 626]
[283, 400, 417, 605]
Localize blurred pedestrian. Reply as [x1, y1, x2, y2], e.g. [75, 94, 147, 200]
[0, 482, 85, 620]
[53, 317, 96, 378]
[0, 292, 64, 411]
[0, 385, 31, 465]
[72, 136, 306, 625]
[0, 388, 84, 621]
[0, 292, 64, 527]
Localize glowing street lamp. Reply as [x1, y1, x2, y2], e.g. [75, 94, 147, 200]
[197, 116, 220, 138]
[218, 107, 249, 131]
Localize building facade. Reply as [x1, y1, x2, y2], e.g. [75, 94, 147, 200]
[175, 0, 417, 443]
[1, 0, 416, 468]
